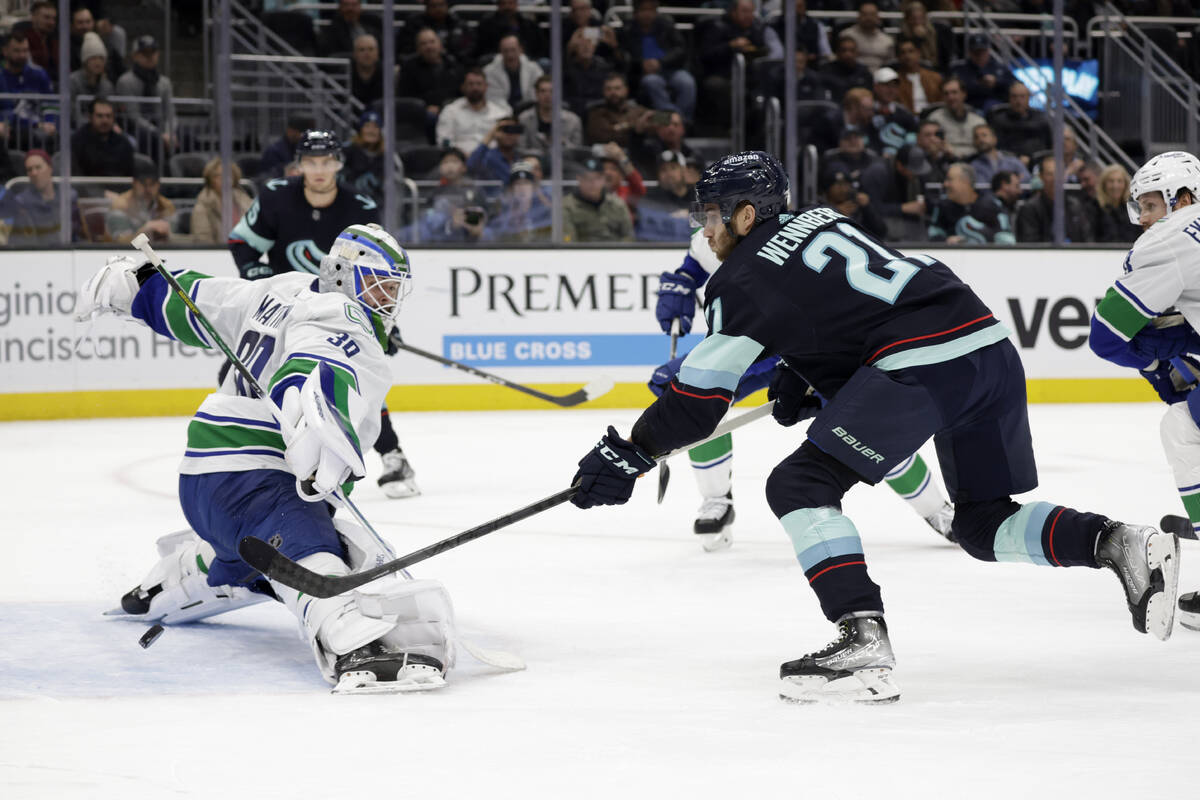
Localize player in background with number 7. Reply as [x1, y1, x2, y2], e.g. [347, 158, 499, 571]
[571, 151, 1179, 704]
[77, 224, 457, 693]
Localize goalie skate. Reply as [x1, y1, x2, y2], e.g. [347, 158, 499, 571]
[378, 448, 420, 498]
[1178, 591, 1200, 632]
[694, 493, 734, 552]
[778, 616, 900, 705]
[332, 643, 446, 695]
[1096, 522, 1180, 641]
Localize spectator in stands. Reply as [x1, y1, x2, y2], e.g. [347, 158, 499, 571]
[1076, 160, 1104, 238]
[466, 116, 524, 183]
[1016, 155, 1094, 242]
[473, 0, 544, 63]
[899, 1, 949, 71]
[598, 141, 645, 220]
[71, 98, 133, 177]
[320, 0, 383, 57]
[821, 169, 887, 239]
[894, 120, 957, 223]
[94, 12, 126, 84]
[969, 123, 1029, 185]
[991, 169, 1023, 219]
[926, 78, 984, 159]
[894, 35, 942, 114]
[1096, 164, 1142, 243]
[518, 75, 583, 154]
[259, 115, 315, 179]
[69, 6, 95, 72]
[632, 110, 694, 176]
[989, 82, 1049, 167]
[585, 73, 649, 149]
[622, 0, 695, 124]
[419, 155, 489, 242]
[398, 27, 463, 121]
[69, 31, 112, 99]
[0, 31, 56, 148]
[823, 36, 874, 103]
[107, 160, 176, 244]
[698, 0, 782, 125]
[485, 160, 552, 243]
[15, 1, 58, 85]
[822, 125, 891, 207]
[769, 0, 833, 64]
[399, 0, 473, 56]
[564, 0, 625, 72]
[636, 150, 693, 242]
[564, 32, 614, 119]
[768, 45, 831, 104]
[484, 34, 543, 112]
[343, 110, 385, 199]
[115, 35, 176, 157]
[435, 68, 511, 154]
[190, 158, 253, 245]
[563, 157, 633, 243]
[811, 87, 872, 154]
[9, 149, 84, 245]
[1060, 126, 1085, 184]
[928, 162, 1015, 244]
[841, 2, 894, 72]
[952, 34, 1013, 113]
[350, 34, 383, 108]
[870, 67, 919, 158]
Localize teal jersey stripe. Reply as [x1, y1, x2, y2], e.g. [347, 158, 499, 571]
[230, 203, 274, 254]
[780, 506, 864, 571]
[993, 501, 1055, 565]
[872, 322, 1011, 371]
[678, 332, 766, 392]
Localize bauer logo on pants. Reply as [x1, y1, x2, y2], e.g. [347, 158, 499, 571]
[832, 426, 886, 463]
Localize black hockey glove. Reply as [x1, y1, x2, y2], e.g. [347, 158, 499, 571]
[386, 327, 402, 356]
[768, 363, 823, 426]
[241, 263, 273, 280]
[571, 426, 656, 509]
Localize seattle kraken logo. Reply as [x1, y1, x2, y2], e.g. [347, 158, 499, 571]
[286, 240, 327, 274]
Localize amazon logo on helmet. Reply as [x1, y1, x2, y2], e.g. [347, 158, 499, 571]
[296, 129, 344, 161]
[694, 151, 790, 230]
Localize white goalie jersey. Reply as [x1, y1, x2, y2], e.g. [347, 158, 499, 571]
[127, 270, 392, 476]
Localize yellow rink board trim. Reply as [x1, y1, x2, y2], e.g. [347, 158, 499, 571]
[0, 378, 1163, 421]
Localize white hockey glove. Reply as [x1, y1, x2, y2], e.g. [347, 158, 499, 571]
[75, 255, 147, 322]
[280, 365, 366, 502]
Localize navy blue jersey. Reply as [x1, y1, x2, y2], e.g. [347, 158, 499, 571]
[632, 205, 1009, 455]
[228, 176, 379, 278]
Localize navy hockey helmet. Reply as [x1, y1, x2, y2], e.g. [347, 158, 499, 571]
[296, 129, 344, 161]
[691, 151, 790, 234]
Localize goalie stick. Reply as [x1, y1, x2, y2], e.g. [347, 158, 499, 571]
[239, 400, 778, 598]
[391, 332, 614, 408]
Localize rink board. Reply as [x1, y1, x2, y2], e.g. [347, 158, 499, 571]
[0, 246, 1154, 420]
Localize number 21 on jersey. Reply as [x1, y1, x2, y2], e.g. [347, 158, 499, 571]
[801, 222, 931, 304]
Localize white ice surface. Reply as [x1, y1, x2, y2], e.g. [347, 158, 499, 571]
[2, 404, 1199, 799]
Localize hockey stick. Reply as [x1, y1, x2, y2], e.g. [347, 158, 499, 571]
[239, 400, 777, 597]
[390, 332, 614, 408]
[657, 319, 683, 503]
[1160, 514, 1199, 541]
[128, 235, 392, 560]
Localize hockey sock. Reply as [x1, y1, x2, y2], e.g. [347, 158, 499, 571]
[883, 453, 947, 519]
[779, 506, 883, 622]
[374, 405, 399, 454]
[955, 499, 1107, 567]
[1160, 402, 1200, 536]
[689, 432, 733, 499]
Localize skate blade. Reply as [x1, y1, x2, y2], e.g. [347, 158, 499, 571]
[332, 670, 447, 695]
[1179, 611, 1200, 633]
[380, 480, 421, 499]
[700, 529, 733, 552]
[778, 668, 900, 705]
[1145, 532, 1180, 641]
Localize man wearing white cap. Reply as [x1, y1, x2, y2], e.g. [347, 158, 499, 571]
[840, 2, 894, 72]
[869, 66, 918, 158]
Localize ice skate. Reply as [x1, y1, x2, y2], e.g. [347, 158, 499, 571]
[378, 448, 420, 498]
[924, 502, 956, 543]
[693, 492, 734, 552]
[1096, 522, 1180, 640]
[1178, 591, 1200, 632]
[779, 615, 900, 704]
[332, 641, 446, 695]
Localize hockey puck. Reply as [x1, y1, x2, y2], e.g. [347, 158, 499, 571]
[138, 623, 165, 649]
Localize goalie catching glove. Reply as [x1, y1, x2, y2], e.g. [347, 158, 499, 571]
[281, 363, 366, 501]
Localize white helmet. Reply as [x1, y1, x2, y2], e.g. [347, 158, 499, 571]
[1127, 150, 1200, 224]
[319, 223, 412, 329]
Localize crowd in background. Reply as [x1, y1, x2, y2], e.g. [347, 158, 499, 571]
[0, 0, 1194, 246]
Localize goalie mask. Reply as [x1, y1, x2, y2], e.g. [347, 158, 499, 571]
[1128, 151, 1200, 224]
[319, 223, 412, 328]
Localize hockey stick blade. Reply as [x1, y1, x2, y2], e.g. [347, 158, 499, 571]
[242, 401, 777, 597]
[1159, 514, 1199, 540]
[656, 460, 671, 504]
[395, 340, 613, 407]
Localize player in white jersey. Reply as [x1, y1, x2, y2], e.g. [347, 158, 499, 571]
[78, 223, 456, 693]
[1089, 151, 1200, 631]
[654, 229, 956, 550]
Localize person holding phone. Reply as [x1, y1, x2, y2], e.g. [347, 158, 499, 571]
[466, 116, 523, 184]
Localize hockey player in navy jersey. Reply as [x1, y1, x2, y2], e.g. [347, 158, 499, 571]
[79, 223, 455, 693]
[230, 129, 419, 499]
[571, 151, 1179, 704]
[653, 229, 956, 551]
